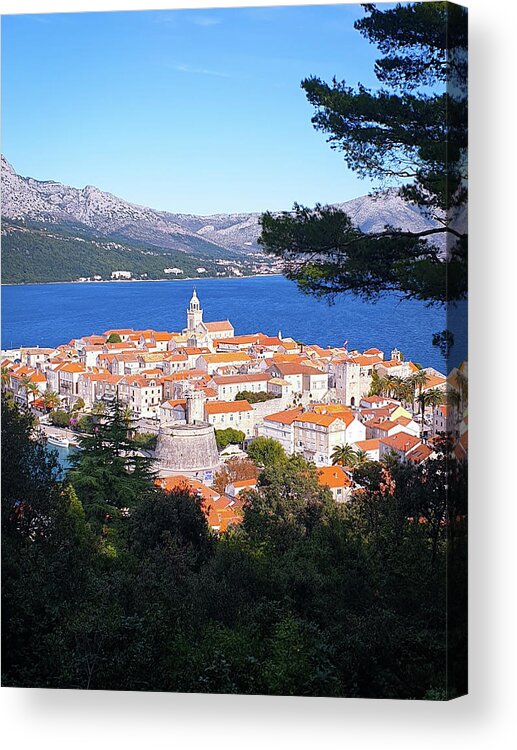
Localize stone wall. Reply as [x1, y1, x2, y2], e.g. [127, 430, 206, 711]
[154, 421, 220, 474]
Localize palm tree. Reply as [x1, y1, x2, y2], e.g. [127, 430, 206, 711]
[121, 405, 133, 428]
[21, 375, 37, 405]
[71, 397, 86, 413]
[369, 370, 387, 397]
[26, 381, 40, 405]
[91, 400, 106, 416]
[1, 366, 10, 391]
[381, 450, 400, 470]
[331, 443, 358, 467]
[401, 379, 416, 409]
[411, 368, 429, 388]
[354, 449, 369, 466]
[43, 390, 60, 413]
[410, 369, 429, 407]
[391, 376, 409, 403]
[417, 388, 444, 434]
[384, 375, 401, 398]
[446, 387, 461, 411]
[445, 387, 461, 433]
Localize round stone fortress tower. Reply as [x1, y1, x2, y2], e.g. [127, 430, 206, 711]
[154, 388, 220, 478]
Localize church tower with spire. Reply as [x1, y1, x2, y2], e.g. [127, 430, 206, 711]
[186, 288, 203, 331]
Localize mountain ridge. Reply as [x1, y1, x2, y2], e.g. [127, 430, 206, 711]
[1, 155, 440, 254]
[1, 156, 445, 284]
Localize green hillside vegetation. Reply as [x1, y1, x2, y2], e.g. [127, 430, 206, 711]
[12, 217, 238, 258]
[1, 221, 251, 284]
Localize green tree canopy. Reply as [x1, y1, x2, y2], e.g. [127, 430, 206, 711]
[215, 427, 246, 450]
[241, 454, 334, 552]
[259, 2, 467, 309]
[2, 396, 95, 686]
[246, 436, 287, 468]
[2, 393, 467, 697]
[235, 390, 276, 403]
[331, 442, 358, 467]
[67, 400, 156, 527]
[49, 409, 70, 428]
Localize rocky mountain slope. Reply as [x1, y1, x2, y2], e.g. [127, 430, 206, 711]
[2, 156, 443, 257]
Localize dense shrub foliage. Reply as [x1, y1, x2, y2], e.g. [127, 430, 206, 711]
[235, 390, 277, 403]
[1, 396, 467, 698]
[49, 410, 71, 427]
[215, 428, 246, 450]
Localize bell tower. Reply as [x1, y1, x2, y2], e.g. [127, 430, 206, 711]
[187, 288, 203, 331]
[185, 387, 205, 424]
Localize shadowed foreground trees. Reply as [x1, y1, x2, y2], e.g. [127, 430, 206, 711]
[2, 397, 467, 698]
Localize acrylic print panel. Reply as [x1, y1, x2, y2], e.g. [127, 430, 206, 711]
[1, 2, 467, 699]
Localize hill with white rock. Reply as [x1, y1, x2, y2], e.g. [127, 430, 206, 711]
[1, 155, 446, 283]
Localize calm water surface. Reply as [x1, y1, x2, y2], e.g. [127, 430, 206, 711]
[45, 443, 78, 475]
[2, 276, 466, 372]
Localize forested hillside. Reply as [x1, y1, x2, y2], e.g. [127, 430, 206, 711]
[1, 221, 252, 284]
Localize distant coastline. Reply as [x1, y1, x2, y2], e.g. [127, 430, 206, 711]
[1, 272, 284, 287]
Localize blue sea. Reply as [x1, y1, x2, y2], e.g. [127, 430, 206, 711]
[1, 276, 466, 372]
[45, 443, 78, 475]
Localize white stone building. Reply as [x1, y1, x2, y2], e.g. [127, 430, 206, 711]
[334, 356, 375, 407]
[293, 411, 366, 467]
[256, 407, 304, 453]
[208, 373, 271, 401]
[204, 400, 255, 438]
[183, 289, 235, 347]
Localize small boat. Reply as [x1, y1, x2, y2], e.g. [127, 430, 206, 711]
[47, 434, 70, 448]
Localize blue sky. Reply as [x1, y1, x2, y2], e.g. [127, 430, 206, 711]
[2, 5, 382, 214]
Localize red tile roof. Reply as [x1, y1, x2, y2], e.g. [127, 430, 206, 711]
[380, 432, 421, 453]
[350, 355, 382, 366]
[257, 334, 284, 347]
[59, 363, 86, 373]
[204, 320, 234, 332]
[317, 465, 352, 489]
[211, 373, 270, 385]
[361, 395, 387, 404]
[214, 335, 259, 346]
[354, 438, 381, 452]
[271, 362, 323, 376]
[264, 407, 304, 425]
[200, 352, 251, 364]
[294, 412, 344, 428]
[230, 478, 257, 489]
[156, 475, 242, 532]
[364, 418, 399, 432]
[162, 369, 206, 382]
[163, 399, 187, 408]
[204, 400, 253, 414]
[408, 444, 433, 463]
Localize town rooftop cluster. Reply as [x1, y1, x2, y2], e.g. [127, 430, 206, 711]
[2, 290, 467, 530]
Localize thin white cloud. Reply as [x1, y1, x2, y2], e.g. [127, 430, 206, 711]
[191, 16, 221, 27]
[172, 63, 231, 79]
[153, 12, 221, 28]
